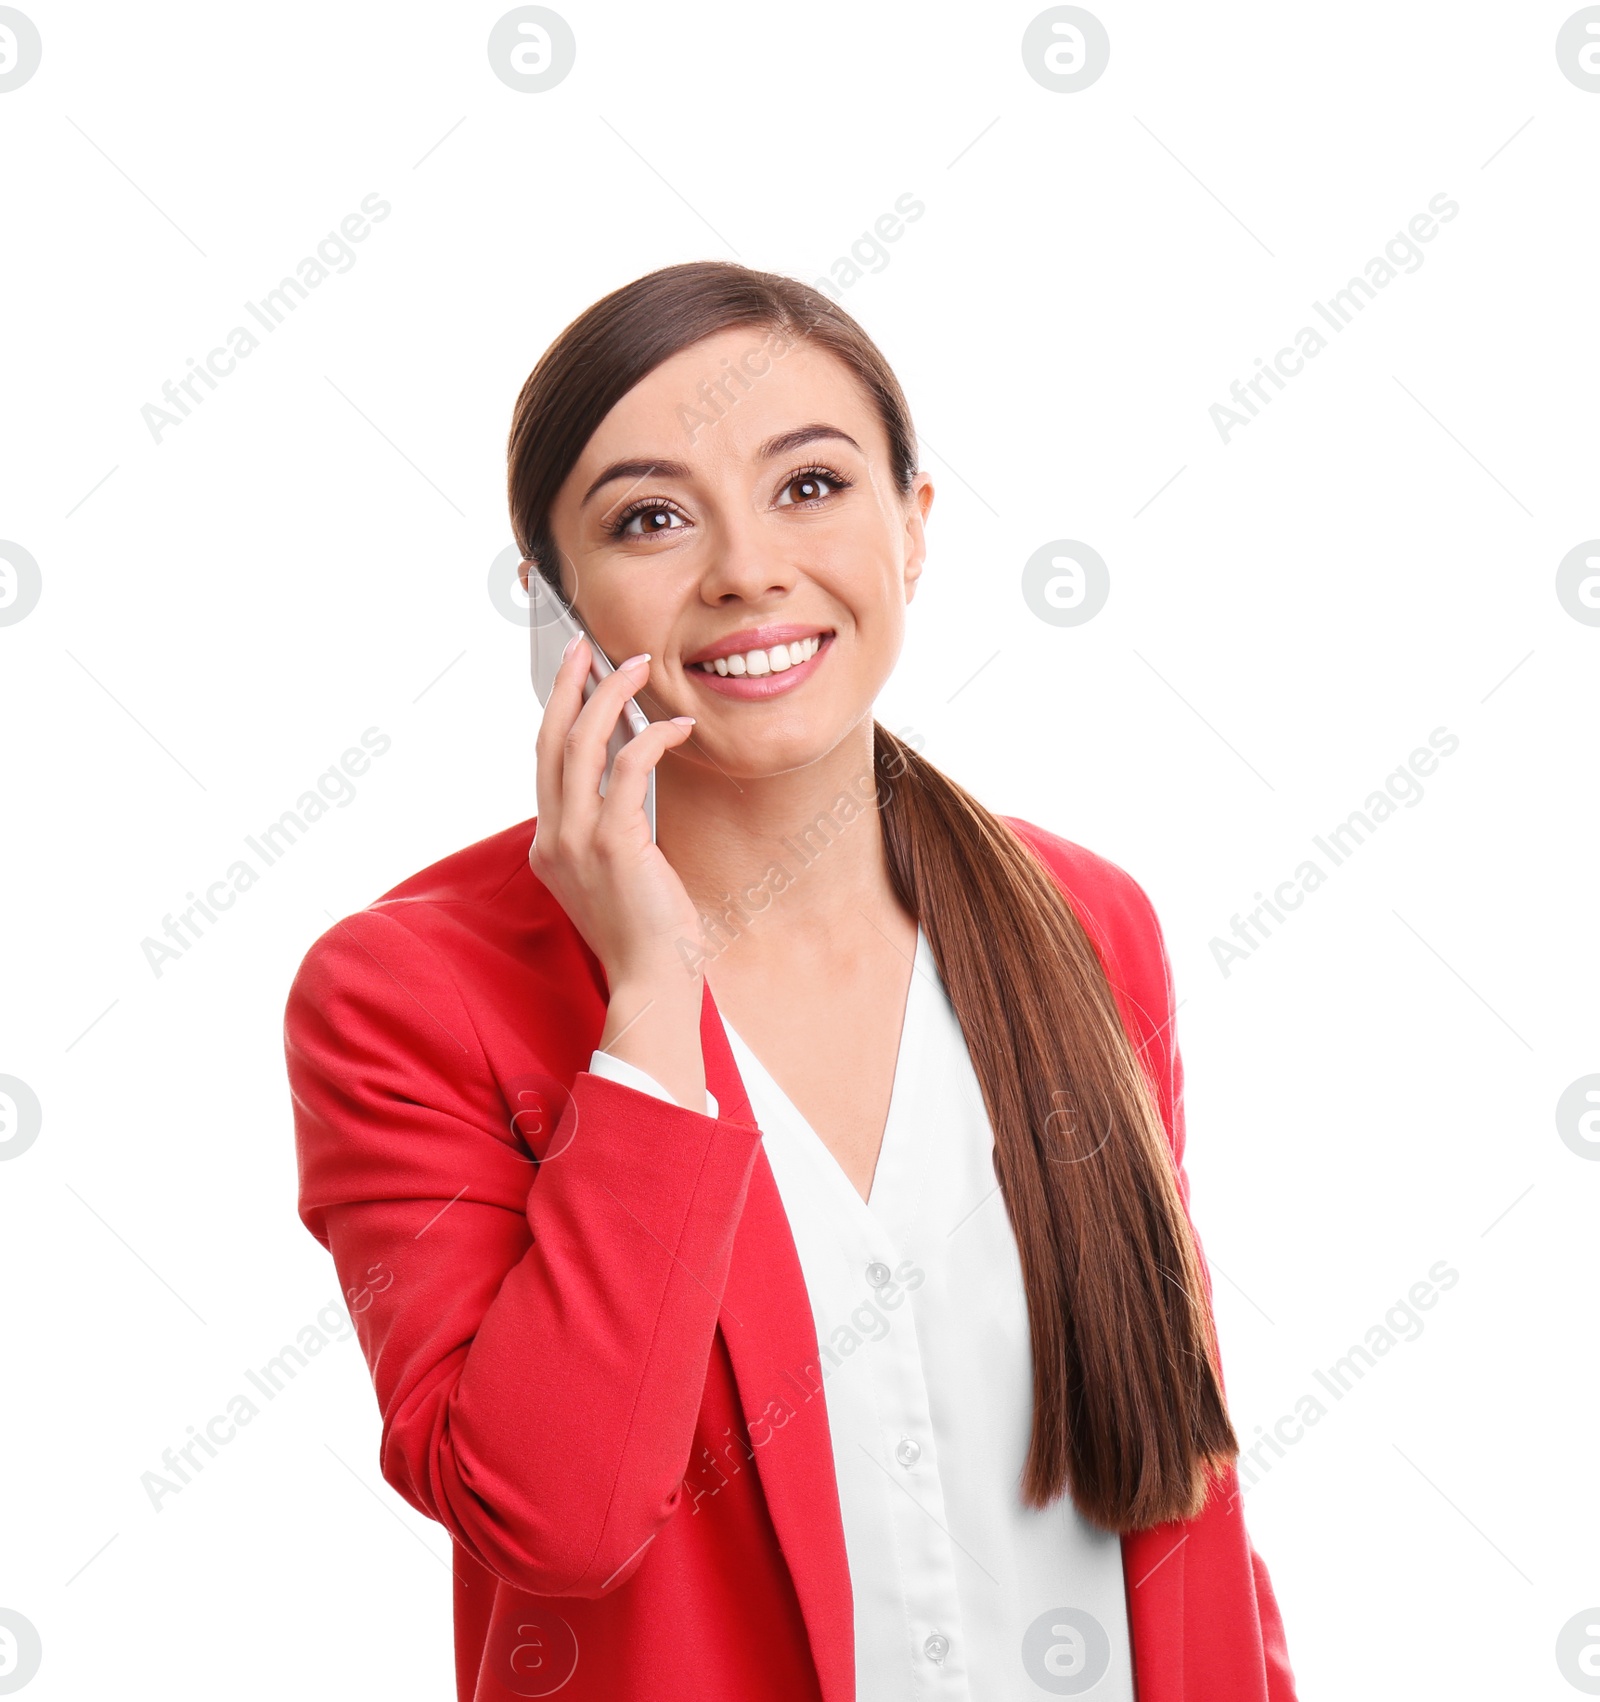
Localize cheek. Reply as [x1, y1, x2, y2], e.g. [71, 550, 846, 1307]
[581, 570, 681, 656]
[811, 526, 904, 610]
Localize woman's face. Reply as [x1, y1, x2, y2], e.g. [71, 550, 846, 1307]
[529, 325, 934, 783]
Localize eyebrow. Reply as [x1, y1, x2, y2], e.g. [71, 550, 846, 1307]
[759, 423, 864, 464]
[580, 422, 864, 509]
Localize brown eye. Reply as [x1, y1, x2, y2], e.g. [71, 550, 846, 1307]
[610, 502, 688, 539]
[775, 467, 849, 508]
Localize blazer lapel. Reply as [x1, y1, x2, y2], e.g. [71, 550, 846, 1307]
[1120, 1521, 1188, 1697]
[700, 982, 856, 1702]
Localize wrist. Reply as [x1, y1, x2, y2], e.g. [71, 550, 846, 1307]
[604, 937, 706, 994]
[600, 978, 708, 1114]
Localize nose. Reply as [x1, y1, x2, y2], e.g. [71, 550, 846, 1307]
[696, 502, 798, 606]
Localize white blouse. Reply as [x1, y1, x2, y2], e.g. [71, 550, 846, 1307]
[589, 923, 1134, 1701]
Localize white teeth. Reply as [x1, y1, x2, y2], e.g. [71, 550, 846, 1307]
[696, 634, 823, 678]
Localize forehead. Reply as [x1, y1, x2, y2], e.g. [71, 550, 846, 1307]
[570, 327, 886, 473]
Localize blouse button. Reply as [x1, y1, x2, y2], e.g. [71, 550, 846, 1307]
[865, 1261, 892, 1288]
[924, 1633, 950, 1663]
[895, 1436, 921, 1467]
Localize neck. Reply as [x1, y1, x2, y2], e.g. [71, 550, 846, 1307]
[653, 718, 905, 969]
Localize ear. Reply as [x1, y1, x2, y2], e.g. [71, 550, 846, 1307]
[901, 472, 934, 604]
[520, 554, 579, 609]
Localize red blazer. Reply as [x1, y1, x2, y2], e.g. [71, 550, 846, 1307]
[285, 812, 1298, 1702]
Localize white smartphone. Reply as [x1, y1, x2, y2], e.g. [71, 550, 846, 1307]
[527, 567, 656, 840]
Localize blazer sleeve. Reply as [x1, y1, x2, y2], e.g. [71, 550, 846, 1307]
[1118, 872, 1299, 1702]
[588, 1048, 721, 1119]
[283, 906, 764, 1598]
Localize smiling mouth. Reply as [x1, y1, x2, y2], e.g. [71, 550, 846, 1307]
[691, 634, 826, 677]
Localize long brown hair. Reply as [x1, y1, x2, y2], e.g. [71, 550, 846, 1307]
[506, 261, 1238, 1531]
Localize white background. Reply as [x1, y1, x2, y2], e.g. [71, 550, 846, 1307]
[2, 2, 1597, 1697]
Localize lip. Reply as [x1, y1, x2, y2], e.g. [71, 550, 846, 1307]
[685, 629, 835, 701]
[681, 622, 834, 666]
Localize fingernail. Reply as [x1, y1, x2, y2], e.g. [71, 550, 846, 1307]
[671, 716, 696, 725]
[561, 634, 582, 660]
[619, 652, 650, 671]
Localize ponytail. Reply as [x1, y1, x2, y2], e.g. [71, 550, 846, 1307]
[874, 723, 1238, 1530]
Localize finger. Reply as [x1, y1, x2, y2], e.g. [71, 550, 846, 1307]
[560, 654, 653, 831]
[533, 634, 592, 846]
[596, 716, 695, 835]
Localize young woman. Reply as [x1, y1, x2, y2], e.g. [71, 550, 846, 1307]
[285, 261, 1298, 1702]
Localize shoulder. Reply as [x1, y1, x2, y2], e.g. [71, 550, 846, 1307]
[998, 816, 1187, 1150]
[998, 813, 1176, 1038]
[283, 819, 582, 1246]
[282, 813, 595, 1053]
[369, 813, 545, 912]
[1000, 815, 1167, 963]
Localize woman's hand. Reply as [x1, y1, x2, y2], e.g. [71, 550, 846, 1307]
[529, 635, 701, 992]
[530, 634, 710, 1111]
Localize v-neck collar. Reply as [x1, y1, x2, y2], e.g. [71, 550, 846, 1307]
[717, 924, 930, 1213]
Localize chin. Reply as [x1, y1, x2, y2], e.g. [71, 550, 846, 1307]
[693, 708, 878, 788]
